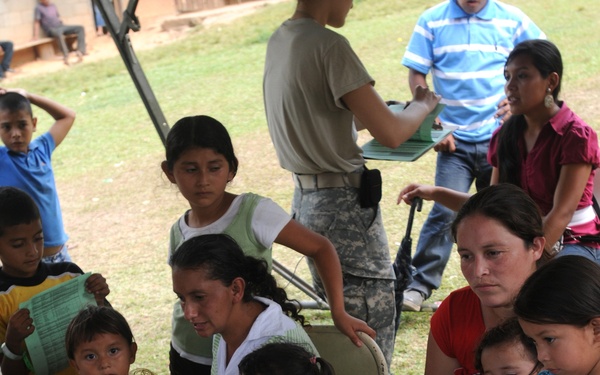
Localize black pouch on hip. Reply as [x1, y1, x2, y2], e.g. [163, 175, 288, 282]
[359, 166, 382, 208]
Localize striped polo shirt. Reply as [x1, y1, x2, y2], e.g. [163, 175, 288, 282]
[402, 0, 545, 142]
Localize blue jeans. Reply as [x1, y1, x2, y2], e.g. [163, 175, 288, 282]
[0, 41, 13, 77]
[407, 138, 492, 298]
[42, 244, 72, 263]
[558, 244, 600, 263]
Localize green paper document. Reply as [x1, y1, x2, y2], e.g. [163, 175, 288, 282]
[19, 273, 96, 375]
[362, 103, 450, 162]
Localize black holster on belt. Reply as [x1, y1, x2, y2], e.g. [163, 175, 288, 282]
[359, 166, 382, 208]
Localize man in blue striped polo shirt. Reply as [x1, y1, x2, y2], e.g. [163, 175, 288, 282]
[400, 0, 545, 311]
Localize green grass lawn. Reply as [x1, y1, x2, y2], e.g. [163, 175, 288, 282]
[9, 0, 600, 373]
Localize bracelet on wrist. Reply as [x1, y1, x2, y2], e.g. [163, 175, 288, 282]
[1, 342, 23, 361]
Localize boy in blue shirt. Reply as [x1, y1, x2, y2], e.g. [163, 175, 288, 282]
[0, 186, 109, 375]
[0, 88, 76, 263]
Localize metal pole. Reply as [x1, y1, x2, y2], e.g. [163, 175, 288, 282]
[94, 0, 170, 145]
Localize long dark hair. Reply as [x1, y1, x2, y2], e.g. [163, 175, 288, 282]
[169, 234, 304, 324]
[497, 39, 563, 185]
[515, 255, 600, 326]
[451, 184, 544, 248]
[239, 343, 335, 375]
[164, 115, 239, 176]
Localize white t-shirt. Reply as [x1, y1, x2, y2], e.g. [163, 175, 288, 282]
[212, 297, 318, 375]
[168, 193, 291, 259]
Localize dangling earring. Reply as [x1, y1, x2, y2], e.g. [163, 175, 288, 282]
[544, 88, 554, 108]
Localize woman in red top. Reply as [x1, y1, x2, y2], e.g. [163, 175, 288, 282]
[426, 184, 544, 375]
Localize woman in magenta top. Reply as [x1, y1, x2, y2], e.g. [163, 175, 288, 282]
[488, 39, 600, 258]
[400, 39, 600, 260]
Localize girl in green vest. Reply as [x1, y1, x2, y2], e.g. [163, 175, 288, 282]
[161, 115, 373, 375]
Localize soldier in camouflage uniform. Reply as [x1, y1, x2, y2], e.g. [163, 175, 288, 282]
[263, 0, 439, 364]
[294, 187, 397, 364]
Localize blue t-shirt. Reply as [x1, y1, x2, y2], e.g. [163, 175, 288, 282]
[0, 132, 68, 247]
[402, 0, 545, 142]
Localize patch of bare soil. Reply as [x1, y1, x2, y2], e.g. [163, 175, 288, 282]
[3, 0, 288, 81]
[3, 26, 187, 81]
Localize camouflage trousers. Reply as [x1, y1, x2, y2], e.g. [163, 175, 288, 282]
[292, 186, 396, 367]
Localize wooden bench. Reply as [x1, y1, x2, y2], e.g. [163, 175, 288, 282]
[1, 35, 79, 67]
[17, 38, 57, 60]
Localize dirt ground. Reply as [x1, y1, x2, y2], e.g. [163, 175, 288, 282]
[4, 28, 181, 81]
[3, 0, 287, 81]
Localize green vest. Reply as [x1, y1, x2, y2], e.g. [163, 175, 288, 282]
[170, 193, 273, 361]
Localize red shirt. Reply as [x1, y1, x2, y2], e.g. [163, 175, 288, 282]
[488, 102, 600, 242]
[431, 286, 484, 375]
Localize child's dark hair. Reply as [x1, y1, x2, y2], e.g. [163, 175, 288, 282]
[169, 234, 305, 325]
[515, 255, 600, 326]
[65, 305, 135, 360]
[497, 39, 563, 185]
[0, 92, 33, 117]
[238, 342, 335, 375]
[164, 115, 239, 175]
[475, 318, 540, 373]
[0, 187, 40, 237]
[451, 183, 544, 248]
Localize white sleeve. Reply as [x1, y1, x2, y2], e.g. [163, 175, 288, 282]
[251, 197, 292, 248]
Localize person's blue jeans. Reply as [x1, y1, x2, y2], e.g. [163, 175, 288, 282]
[558, 244, 600, 263]
[41, 244, 72, 263]
[407, 138, 492, 299]
[0, 41, 14, 77]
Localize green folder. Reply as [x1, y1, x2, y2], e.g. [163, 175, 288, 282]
[362, 103, 451, 162]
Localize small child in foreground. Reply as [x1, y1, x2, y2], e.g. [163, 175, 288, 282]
[475, 318, 553, 375]
[65, 305, 154, 375]
[515, 256, 600, 375]
[239, 342, 335, 375]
